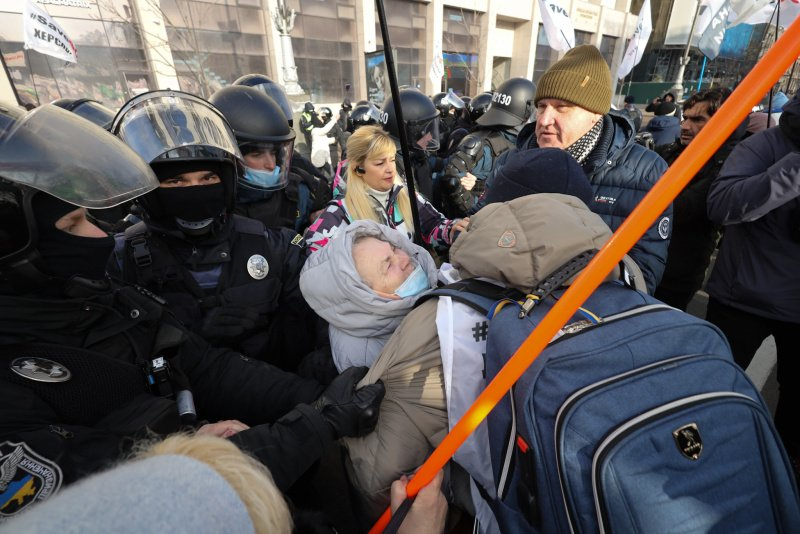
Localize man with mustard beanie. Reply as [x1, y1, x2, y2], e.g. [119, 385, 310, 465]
[477, 45, 671, 294]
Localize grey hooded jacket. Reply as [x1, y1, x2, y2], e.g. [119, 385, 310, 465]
[299, 220, 438, 371]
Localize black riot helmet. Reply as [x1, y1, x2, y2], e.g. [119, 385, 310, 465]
[233, 74, 295, 127]
[349, 102, 382, 132]
[468, 91, 492, 123]
[51, 98, 116, 130]
[111, 90, 243, 237]
[381, 88, 440, 152]
[209, 86, 295, 193]
[0, 102, 158, 285]
[478, 77, 536, 127]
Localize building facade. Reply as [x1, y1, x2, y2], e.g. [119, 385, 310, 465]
[1, 0, 646, 110]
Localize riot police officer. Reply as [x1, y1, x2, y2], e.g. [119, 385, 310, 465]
[381, 88, 443, 202]
[108, 90, 319, 372]
[210, 86, 317, 234]
[440, 77, 535, 217]
[0, 102, 384, 519]
[233, 74, 332, 220]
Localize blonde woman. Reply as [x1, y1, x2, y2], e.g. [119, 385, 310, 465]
[304, 125, 468, 252]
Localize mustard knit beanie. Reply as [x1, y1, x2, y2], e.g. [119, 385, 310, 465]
[534, 45, 612, 115]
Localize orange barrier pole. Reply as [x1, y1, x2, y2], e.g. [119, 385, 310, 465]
[370, 17, 800, 533]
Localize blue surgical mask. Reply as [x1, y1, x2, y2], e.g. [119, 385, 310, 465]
[394, 263, 430, 298]
[243, 166, 281, 189]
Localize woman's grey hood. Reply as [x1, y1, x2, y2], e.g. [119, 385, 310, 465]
[300, 220, 438, 370]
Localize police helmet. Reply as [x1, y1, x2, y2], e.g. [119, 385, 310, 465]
[51, 98, 116, 130]
[304, 102, 315, 113]
[319, 106, 333, 122]
[381, 89, 440, 152]
[233, 74, 295, 127]
[349, 102, 382, 132]
[468, 92, 492, 123]
[0, 102, 157, 281]
[111, 90, 242, 235]
[478, 77, 536, 127]
[209, 86, 296, 192]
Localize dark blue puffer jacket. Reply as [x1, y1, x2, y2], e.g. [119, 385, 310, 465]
[644, 115, 681, 146]
[476, 113, 671, 293]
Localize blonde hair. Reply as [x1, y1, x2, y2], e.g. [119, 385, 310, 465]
[136, 433, 292, 534]
[344, 125, 414, 232]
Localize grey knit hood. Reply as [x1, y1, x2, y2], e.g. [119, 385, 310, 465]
[300, 220, 438, 371]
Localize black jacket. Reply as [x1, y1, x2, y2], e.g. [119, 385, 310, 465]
[109, 215, 319, 371]
[654, 133, 739, 306]
[706, 96, 800, 321]
[0, 279, 329, 498]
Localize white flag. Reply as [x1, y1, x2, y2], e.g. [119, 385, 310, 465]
[429, 40, 444, 87]
[728, 0, 773, 27]
[697, 0, 732, 60]
[538, 0, 575, 52]
[617, 0, 652, 80]
[23, 0, 77, 64]
[741, 0, 800, 27]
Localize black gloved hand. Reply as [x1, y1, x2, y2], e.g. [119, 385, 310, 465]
[201, 305, 259, 343]
[312, 366, 385, 439]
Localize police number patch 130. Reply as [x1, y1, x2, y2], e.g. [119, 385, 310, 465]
[0, 442, 62, 520]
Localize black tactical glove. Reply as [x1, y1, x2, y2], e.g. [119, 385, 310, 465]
[312, 366, 385, 439]
[201, 305, 259, 343]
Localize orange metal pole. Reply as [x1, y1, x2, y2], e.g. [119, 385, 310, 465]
[370, 18, 800, 533]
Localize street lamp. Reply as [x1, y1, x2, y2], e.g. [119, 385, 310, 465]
[670, 0, 702, 102]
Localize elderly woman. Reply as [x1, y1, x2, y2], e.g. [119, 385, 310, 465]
[304, 125, 468, 252]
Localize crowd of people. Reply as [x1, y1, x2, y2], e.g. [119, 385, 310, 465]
[0, 42, 797, 532]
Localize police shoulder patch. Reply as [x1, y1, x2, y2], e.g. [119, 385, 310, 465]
[290, 234, 305, 247]
[0, 441, 63, 520]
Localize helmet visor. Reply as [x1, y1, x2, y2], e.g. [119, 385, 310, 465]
[353, 103, 383, 126]
[407, 115, 440, 152]
[249, 82, 294, 123]
[71, 100, 116, 129]
[443, 91, 465, 110]
[0, 105, 158, 208]
[239, 139, 294, 191]
[113, 91, 241, 165]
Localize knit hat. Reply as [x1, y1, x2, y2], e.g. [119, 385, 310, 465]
[655, 101, 677, 116]
[484, 148, 594, 206]
[534, 45, 612, 115]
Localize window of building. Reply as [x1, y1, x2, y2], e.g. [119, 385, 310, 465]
[0, 4, 150, 108]
[599, 35, 617, 67]
[286, 0, 356, 102]
[533, 24, 560, 84]
[374, 0, 428, 93]
[442, 6, 481, 96]
[162, 0, 270, 98]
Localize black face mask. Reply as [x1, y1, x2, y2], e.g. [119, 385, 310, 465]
[33, 193, 114, 281]
[155, 183, 226, 222]
[37, 231, 114, 281]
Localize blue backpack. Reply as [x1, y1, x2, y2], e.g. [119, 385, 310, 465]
[430, 276, 800, 533]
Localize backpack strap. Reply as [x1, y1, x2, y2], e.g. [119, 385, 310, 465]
[518, 250, 597, 318]
[417, 278, 524, 316]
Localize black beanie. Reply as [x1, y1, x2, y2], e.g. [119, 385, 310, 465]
[484, 148, 594, 206]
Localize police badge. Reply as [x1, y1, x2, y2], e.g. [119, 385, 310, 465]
[246, 254, 269, 280]
[0, 442, 62, 520]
